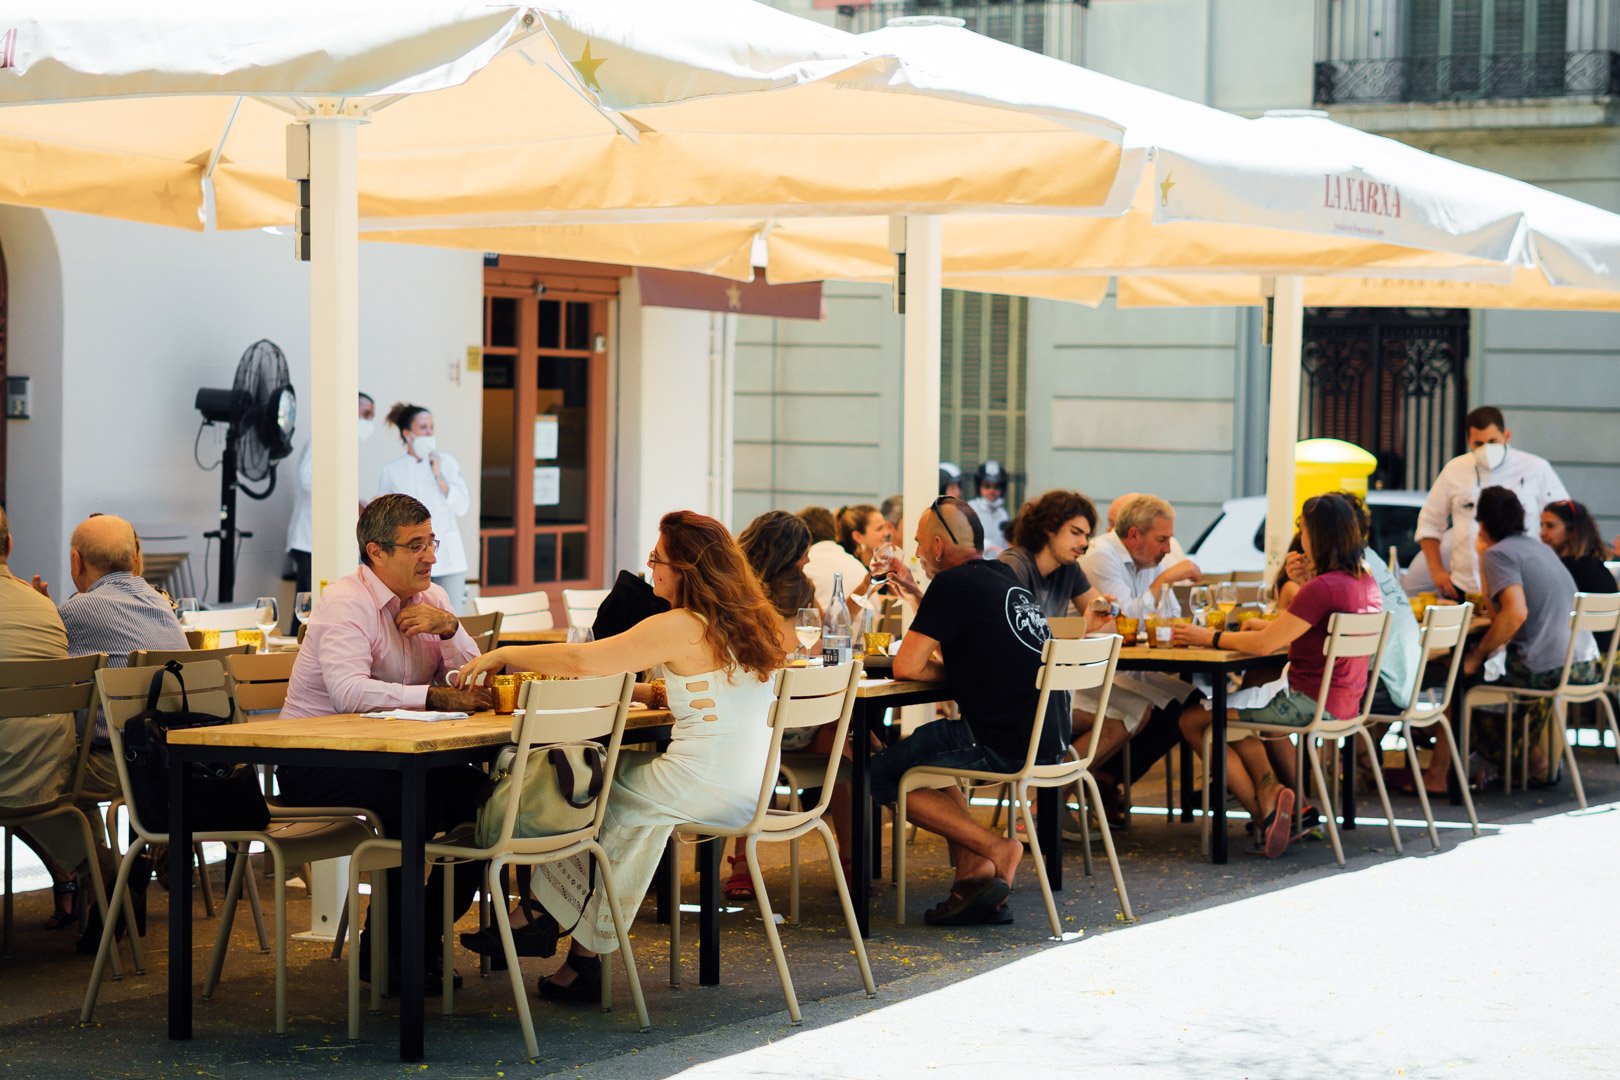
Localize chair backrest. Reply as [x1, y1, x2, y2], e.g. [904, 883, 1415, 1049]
[1560, 592, 1620, 694]
[1046, 616, 1087, 640]
[1311, 611, 1391, 729]
[96, 660, 232, 842]
[1402, 601, 1474, 719]
[458, 611, 503, 654]
[561, 588, 611, 630]
[474, 590, 554, 633]
[486, 672, 635, 853]
[0, 654, 107, 800]
[224, 651, 297, 720]
[1034, 634, 1120, 772]
[182, 606, 263, 632]
[131, 644, 253, 668]
[743, 661, 862, 828]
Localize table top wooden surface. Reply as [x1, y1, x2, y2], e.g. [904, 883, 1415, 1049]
[168, 707, 673, 755]
[497, 629, 570, 645]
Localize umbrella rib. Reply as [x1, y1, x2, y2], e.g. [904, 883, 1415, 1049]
[203, 97, 243, 180]
[249, 96, 305, 117]
[515, 46, 642, 145]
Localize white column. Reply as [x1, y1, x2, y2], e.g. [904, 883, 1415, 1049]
[304, 109, 362, 938]
[900, 215, 942, 563]
[307, 112, 363, 592]
[1264, 275, 1305, 579]
[707, 312, 736, 528]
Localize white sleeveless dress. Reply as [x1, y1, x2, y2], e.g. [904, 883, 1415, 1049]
[531, 659, 777, 954]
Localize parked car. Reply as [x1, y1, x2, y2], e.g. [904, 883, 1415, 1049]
[1187, 490, 1428, 576]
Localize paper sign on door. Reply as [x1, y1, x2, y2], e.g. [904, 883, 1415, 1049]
[533, 416, 559, 460]
[533, 466, 560, 506]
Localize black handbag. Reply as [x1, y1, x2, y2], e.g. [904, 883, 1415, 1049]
[123, 661, 270, 834]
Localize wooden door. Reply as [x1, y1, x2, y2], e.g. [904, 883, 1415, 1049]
[479, 258, 619, 602]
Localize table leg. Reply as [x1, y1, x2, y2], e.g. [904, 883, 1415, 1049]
[1341, 737, 1358, 830]
[1209, 668, 1229, 864]
[849, 701, 872, 938]
[168, 761, 193, 1040]
[697, 837, 720, 986]
[1035, 785, 1061, 890]
[1179, 739, 1195, 823]
[398, 761, 426, 1063]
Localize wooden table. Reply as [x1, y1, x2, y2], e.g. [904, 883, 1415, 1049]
[497, 629, 570, 646]
[166, 706, 670, 1062]
[1114, 644, 1279, 865]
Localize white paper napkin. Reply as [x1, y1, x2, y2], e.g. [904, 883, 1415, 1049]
[360, 710, 470, 722]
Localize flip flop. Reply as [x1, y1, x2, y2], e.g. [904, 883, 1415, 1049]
[1264, 787, 1296, 858]
[923, 877, 1011, 926]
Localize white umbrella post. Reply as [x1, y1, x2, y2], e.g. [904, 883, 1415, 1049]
[1263, 275, 1305, 581]
[298, 105, 364, 939]
[896, 215, 943, 573]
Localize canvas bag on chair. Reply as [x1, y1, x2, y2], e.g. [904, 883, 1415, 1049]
[475, 742, 605, 848]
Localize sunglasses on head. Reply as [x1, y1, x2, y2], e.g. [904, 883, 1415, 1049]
[930, 496, 959, 545]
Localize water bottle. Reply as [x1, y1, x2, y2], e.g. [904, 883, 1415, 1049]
[823, 573, 853, 667]
[1154, 587, 1176, 648]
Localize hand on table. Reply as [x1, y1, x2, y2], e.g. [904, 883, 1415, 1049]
[452, 647, 512, 690]
[425, 684, 493, 713]
[397, 603, 459, 639]
[1172, 624, 1216, 647]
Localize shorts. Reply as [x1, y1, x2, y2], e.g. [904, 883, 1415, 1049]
[1231, 682, 1339, 738]
[869, 718, 1015, 806]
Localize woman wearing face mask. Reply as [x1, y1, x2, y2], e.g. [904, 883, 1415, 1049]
[377, 402, 471, 613]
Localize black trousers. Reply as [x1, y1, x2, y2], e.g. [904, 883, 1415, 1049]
[1117, 700, 1190, 785]
[276, 762, 486, 956]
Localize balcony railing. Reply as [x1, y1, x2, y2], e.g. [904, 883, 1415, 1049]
[834, 1, 1085, 66]
[1315, 50, 1620, 105]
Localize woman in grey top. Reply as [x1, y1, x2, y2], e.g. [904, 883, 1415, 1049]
[1445, 486, 1600, 785]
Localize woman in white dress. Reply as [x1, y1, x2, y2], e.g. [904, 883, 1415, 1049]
[377, 403, 470, 612]
[454, 510, 792, 1003]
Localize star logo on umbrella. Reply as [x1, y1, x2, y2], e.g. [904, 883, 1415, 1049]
[572, 42, 607, 92]
[1158, 172, 1176, 207]
[154, 181, 180, 214]
[725, 284, 743, 310]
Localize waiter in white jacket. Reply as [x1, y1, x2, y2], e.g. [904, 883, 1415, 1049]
[377, 402, 472, 614]
[1416, 405, 1568, 598]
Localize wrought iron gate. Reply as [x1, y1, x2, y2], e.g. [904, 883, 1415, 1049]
[1299, 307, 1470, 491]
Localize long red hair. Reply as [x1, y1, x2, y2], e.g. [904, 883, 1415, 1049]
[659, 511, 786, 681]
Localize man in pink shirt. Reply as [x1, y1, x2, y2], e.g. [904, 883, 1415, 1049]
[277, 494, 490, 989]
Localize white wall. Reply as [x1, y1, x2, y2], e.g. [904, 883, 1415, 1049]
[612, 276, 736, 576]
[21, 211, 482, 607]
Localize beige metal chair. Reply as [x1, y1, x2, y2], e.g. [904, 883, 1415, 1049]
[1461, 592, 1620, 810]
[0, 655, 127, 969]
[130, 645, 254, 668]
[894, 635, 1131, 935]
[474, 590, 554, 634]
[82, 661, 370, 1034]
[1368, 602, 1479, 847]
[669, 662, 875, 1024]
[561, 588, 611, 630]
[458, 611, 503, 653]
[1205, 611, 1399, 866]
[344, 672, 646, 1059]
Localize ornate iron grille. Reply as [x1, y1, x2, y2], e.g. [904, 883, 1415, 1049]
[1315, 50, 1620, 105]
[835, 1, 1083, 65]
[1300, 308, 1470, 491]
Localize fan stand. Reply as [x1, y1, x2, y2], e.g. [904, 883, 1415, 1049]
[205, 421, 249, 605]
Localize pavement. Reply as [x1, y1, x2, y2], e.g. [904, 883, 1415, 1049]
[2, 741, 1617, 1079]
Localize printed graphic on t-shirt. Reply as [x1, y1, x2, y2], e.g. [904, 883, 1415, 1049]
[1004, 586, 1051, 654]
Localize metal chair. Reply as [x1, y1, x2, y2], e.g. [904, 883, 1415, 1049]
[344, 672, 646, 1059]
[561, 588, 611, 630]
[458, 611, 503, 653]
[894, 635, 1131, 935]
[1368, 602, 1479, 847]
[1461, 592, 1620, 809]
[82, 661, 370, 1034]
[474, 590, 554, 635]
[669, 662, 875, 1023]
[1205, 612, 1399, 866]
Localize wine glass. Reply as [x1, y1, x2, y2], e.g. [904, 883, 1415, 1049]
[567, 626, 595, 645]
[794, 607, 822, 661]
[870, 543, 900, 588]
[293, 591, 314, 625]
[1257, 581, 1276, 616]
[254, 596, 278, 650]
[1187, 585, 1211, 628]
[175, 597, 200, 629]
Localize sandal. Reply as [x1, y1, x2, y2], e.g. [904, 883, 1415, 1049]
[1262, 787, 1295, 859]
[537, 953, 602, 1004]
[42, 879, 79, 931]
[723, 856, 756, 902]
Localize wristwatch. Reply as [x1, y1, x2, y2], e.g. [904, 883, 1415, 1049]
[1212, 630, 1224, 650]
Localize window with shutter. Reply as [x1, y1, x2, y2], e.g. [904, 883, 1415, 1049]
[940, 290, 1029, 511]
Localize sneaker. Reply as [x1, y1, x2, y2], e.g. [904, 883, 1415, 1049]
[1263, 788, 1296, 858]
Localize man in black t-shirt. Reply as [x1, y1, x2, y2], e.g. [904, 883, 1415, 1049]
[872, 497, 1057, 927]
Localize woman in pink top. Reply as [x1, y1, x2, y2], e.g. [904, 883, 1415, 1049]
[1174, 493, 1381, 857]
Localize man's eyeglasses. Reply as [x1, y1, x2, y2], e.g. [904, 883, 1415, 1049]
[380, 537, 440, 556]
[930, 496, 959, 545]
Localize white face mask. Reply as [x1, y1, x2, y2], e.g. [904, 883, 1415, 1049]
[1472, 442, 1507, 472]
[356, 418, 375, 443]
[412, 434, 437, 457]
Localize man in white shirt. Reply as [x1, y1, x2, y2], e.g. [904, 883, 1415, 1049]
[287, 391, 374, 620]
[1416, 406, 1568, 598]
[1083, 494, 1202, 613]
[1105, 493, 1186, 566]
